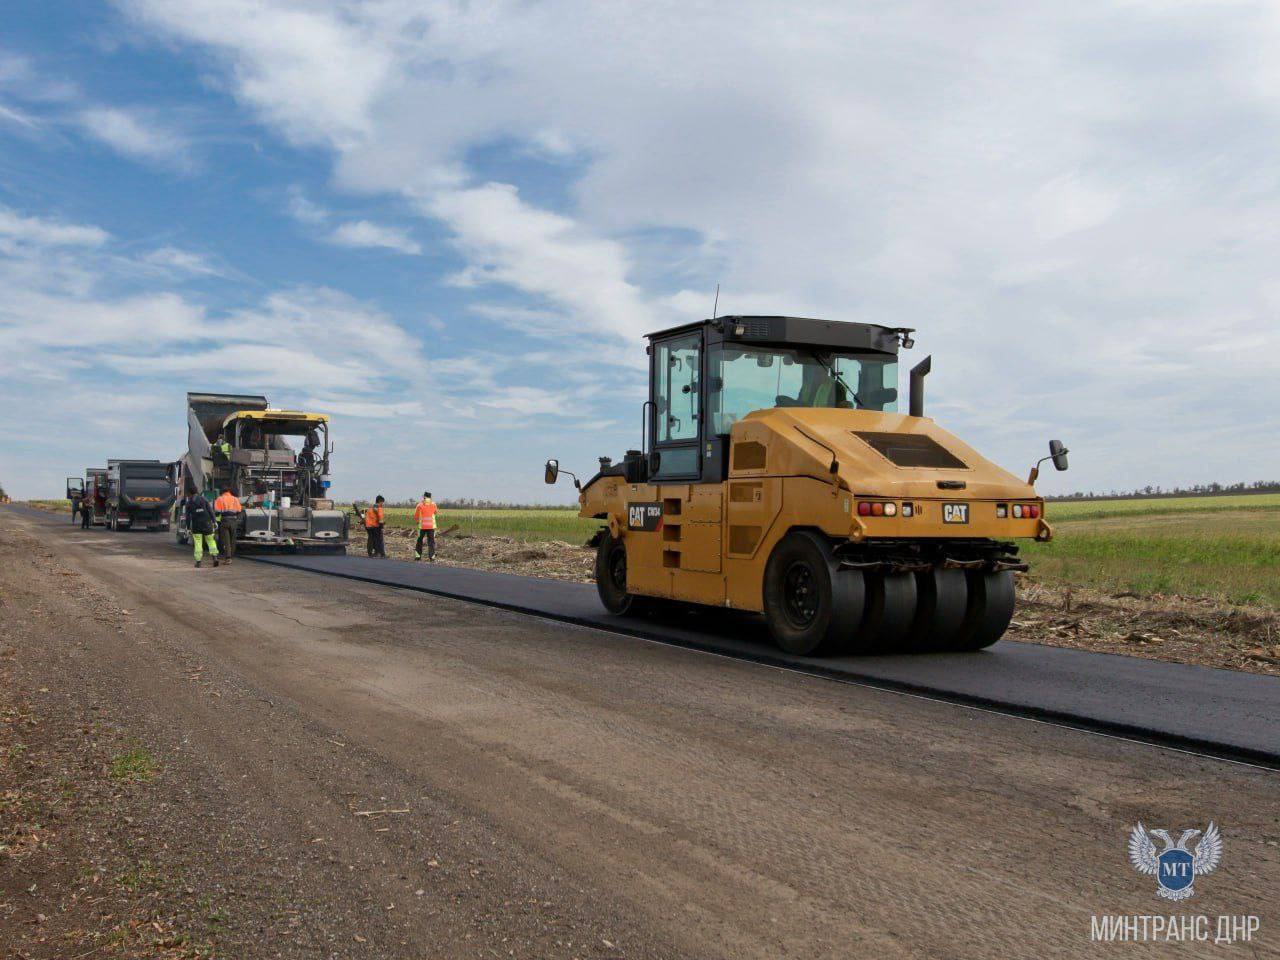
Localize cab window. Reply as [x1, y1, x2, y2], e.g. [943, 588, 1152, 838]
[654, 333, 701, 443]
[709, 345, 897, 434]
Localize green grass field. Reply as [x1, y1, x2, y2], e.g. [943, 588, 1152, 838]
[1025, 496, 1280, 606]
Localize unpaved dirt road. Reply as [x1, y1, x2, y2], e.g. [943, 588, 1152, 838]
[3, 506, 1278, 959]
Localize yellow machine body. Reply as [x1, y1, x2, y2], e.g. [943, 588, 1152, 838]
[579, 407, 1050, 613]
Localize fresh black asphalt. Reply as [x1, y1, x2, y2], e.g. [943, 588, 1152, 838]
[8, 504, 1278, 767]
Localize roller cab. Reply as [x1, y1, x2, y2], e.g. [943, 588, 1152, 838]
[550, 315, 1068, 656]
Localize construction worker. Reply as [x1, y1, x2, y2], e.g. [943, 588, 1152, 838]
[79, 495, 92, 529]
[361, 496, 387, 558]
[413, 491, 438, 562]
[213, 431, 232, 469]
[213, 484, 243, 564]
[185, 490, 219, 568]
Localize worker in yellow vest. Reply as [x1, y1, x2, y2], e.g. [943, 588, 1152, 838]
[413, 491, 438, 562]
[213, 485, 243, 564]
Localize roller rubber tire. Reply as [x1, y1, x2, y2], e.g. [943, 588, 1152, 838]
[952, 571, 1016, 651]
[848, 572, 918, 653]
[763, 531, 864, 656]
[595, 534, 650, 617]
[905, 569, 969, 652]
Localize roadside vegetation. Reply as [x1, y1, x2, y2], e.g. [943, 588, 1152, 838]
[1025, 496, 1280, 607]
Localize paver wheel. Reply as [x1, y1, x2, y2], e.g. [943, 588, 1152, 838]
[950, 571, 1016, 651]
[763, 531, 864, 657]
[595, 534, 650, 617]
[846, 572, 917, 653]
[905, 569, 969, 652]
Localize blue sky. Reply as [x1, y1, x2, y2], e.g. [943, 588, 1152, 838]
[2, 1, 1279, 502]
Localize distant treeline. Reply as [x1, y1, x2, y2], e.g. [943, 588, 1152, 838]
[1047, 480, 1280, 502]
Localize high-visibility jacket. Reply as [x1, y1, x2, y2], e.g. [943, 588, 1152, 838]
[364, 505, 385, 529]
[214, 492, 243, 513]
[414, 499, 438, 530]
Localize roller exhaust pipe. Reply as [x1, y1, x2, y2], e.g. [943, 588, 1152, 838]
[909, 355, 931, 417]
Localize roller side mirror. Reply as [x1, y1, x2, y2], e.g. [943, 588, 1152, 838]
[1049, 439, 1069, 472]
[1027, 439, 1071, 485]
[544, 459, 559, 485]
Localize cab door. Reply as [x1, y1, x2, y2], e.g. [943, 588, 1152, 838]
[650, 331, 703, 482]
[647, 329, 724, 603]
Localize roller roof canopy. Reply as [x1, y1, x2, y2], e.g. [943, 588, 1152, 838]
[645, 315, 904, 355]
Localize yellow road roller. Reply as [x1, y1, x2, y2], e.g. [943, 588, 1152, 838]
[546, 316, 1068, 655]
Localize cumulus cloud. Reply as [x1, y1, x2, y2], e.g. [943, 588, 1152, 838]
[328, 219, 421, 255]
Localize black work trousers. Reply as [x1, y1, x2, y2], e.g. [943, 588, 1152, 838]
[415, 528, 435, 560]
[366, 526, 386, 558]
[217, 515, 238, 561]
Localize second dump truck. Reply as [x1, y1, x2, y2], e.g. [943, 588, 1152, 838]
[175, 392, 348, 551]
[104, 459, 175, 531]
[547, 315, 1067, 656]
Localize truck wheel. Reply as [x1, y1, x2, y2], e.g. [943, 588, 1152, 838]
[950, 571, 1016, 651]
[763, 531, 863, 656]
[846, 571, 917, 654]
[905, 569, 968, 652]
[595, 534, 649, 617]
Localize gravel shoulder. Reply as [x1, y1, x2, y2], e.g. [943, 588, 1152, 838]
[4, 506, 1278, 959]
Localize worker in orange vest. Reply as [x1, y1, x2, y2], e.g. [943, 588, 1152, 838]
[413, 491, 438, 561]
[364, 495, 387, 558]
[213, 485, 243, 564]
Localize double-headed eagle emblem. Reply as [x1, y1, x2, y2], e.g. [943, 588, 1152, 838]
[1128, 822, 1222, 900]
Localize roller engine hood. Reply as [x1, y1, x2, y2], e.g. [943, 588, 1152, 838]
[733, 407, 1036, 501]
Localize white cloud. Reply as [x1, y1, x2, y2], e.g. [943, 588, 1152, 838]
[327, 219, 421, 255]
[0, 206, 109, 251]
[0, 100, 38, 129]
[429, 183, 655, 340]
[141, 246, 223, 276]
[78, 106, 192, 169]
[285, 186, 328, 224]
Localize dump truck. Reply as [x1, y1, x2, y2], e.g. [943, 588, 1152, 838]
[175, 392, 348, 551]
[545, 315, 1068, 655]
[104, 459, 175, 531]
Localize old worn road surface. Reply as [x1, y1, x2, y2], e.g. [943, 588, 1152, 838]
[3, 505, 1278, 959]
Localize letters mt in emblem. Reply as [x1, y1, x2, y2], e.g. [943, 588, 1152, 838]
[1128, 822, 1222, 901]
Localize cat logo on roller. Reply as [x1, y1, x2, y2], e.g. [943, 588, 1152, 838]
[545, 315, 1070, 657]
[627, 503, 663, 532]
